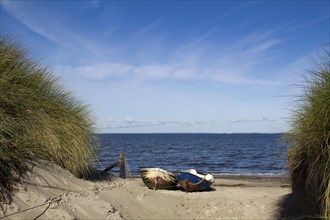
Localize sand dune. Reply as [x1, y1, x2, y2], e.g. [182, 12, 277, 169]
[1, 160, 291, 219]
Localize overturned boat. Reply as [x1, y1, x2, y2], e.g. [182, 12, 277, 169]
[140, 168, 178, 190]
[176, 169, 214, 192]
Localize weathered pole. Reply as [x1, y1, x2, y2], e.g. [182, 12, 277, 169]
[119, 153, 126, 179]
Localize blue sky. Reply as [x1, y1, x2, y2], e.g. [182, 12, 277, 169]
[1, 1, 329, 133]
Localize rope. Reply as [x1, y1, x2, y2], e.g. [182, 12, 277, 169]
[0, 196, 62, 219]
[33, 202, 51, 220]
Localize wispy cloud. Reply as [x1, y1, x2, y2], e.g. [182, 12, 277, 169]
[228, 117, 276, 123]
[218, 1, 253, 20]
[57, 61, 279, 86]
[99, 117, 216, 130]
[1, 1, 105, 56]
[3, 0, 285, 87]
[1, 1, 60, 45]
[60, 63, 133, 79]
[202, 68, 278, 86]
[56, 29, 283, 85]
[281, 15, 330, 34]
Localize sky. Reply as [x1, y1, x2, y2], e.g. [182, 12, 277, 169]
[1, 1, 329, 133]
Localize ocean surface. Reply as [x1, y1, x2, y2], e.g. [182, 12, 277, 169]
[95, 133, 288, 176]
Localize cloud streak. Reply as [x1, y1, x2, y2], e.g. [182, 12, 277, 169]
[100, 117, 216, 130]
[1, 1, 105, 56]
[228, 117, 276, 123]
[55, 25, 283, 86]
[3, 0, 285, 87]
[57, 57, 279, 86]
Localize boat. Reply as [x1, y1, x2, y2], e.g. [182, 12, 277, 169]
[140, 168, 178, 190]
[176, 169, 215, 192]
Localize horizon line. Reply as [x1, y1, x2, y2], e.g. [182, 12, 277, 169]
[96, 132, 286, 135]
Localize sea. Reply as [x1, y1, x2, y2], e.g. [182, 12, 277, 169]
[95, 133, 289, 177]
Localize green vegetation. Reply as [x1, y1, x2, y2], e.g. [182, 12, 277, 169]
[0, 37, 97, 202]
[286, 48, 330, 218]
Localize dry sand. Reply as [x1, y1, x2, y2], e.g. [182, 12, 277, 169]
[0, 160, 291, 219]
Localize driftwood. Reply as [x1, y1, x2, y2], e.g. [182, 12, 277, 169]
[103, 161, 120, 173]
[102, 153, 126, 179]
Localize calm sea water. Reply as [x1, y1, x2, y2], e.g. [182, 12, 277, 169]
[95, 133, 288, 176]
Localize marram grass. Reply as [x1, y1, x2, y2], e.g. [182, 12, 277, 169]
[286, 48, 330, 218]
[0, 36, 98, 202]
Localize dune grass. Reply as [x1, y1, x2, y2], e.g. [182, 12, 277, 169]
[286, 48, 330, 218]
[0, 36, 98, 202]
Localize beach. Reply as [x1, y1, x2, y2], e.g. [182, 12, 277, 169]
[0, 160, 291, 220]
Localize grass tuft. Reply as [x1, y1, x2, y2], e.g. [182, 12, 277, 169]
[0, 36, 98, 202]
[286, 46, 330, 218]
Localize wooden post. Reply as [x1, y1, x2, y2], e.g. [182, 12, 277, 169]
[119, 153, 126, 179]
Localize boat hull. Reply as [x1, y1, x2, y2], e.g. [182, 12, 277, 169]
[176, 170, 214, 192]
[140, 168, 178, 190]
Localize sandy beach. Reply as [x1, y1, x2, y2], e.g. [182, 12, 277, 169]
[0, 160, 291, 219]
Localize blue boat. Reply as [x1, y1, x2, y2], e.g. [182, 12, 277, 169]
[176, 169, 215, 192]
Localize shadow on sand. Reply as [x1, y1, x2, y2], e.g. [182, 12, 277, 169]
[275, 191, 322, 220]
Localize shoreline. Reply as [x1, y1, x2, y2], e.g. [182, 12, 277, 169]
[127, 172, 290, 185]
[127, 173, 291, 188]
[128, 173, 289, 178]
